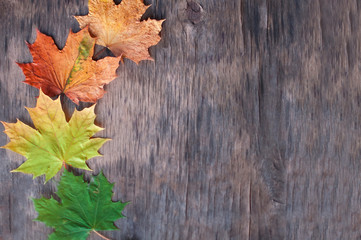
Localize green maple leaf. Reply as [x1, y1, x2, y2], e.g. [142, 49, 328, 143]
[1, 89, 109, 182]
[33, 170, 128, 240]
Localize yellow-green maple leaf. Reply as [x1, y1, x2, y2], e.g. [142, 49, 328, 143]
[1, 90, 109, 182]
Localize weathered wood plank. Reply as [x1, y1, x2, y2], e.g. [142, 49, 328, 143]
[1, 0, 361, 239]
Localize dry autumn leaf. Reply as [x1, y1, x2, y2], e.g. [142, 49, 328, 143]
[1, 90, 109, 182]
[75, 0, 164, 64]
[18, 28, 121, 104]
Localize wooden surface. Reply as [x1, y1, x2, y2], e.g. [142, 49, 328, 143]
[1, 0, 361, 239]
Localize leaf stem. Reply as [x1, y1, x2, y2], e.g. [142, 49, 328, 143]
[63, 161, 68, 170]
[92, 230, 111, 240]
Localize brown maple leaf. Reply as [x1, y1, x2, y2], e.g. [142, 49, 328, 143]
[75, 0, 165, 64]
[18, 28, 121, 104]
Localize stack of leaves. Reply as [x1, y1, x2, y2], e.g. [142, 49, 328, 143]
[1, 0, 165, 239]
[19, 0, 164, 105]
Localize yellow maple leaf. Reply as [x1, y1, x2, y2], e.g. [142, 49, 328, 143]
[75, 0, 165, 64]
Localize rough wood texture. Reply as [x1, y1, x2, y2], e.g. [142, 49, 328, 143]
[1, 0, 361, 239]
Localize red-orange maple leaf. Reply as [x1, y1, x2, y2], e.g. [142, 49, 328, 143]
[18, 28, 121, 104]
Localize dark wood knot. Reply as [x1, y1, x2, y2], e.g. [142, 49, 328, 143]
[186, 1, 203, 24]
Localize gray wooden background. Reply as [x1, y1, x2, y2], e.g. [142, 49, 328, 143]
[1, 0, 361, 239]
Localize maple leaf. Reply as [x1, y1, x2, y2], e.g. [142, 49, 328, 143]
[33, 170, 128, 240]
[75, 0, 165, 64]
[18, 28, 121, 104]
[1, 90, 109, 182]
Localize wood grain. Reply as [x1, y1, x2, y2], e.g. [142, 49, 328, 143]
[1, 0, 361, 239]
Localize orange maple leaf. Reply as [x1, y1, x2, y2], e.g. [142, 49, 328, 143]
[18, 28, 121, 104]
[75, 0, 165, 64]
